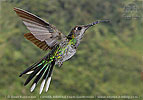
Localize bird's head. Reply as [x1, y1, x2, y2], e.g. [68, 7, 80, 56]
[67, 20, 110, 39]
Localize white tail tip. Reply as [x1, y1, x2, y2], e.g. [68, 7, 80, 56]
[26, 71, 34, 75]
[39, 79, 46, 94]
[30, 83, 36, 92]
[36, 71, 41, 76]
[46, 77, 51, 92]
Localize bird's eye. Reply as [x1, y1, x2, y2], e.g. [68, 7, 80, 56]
[77, 27, 82, 30]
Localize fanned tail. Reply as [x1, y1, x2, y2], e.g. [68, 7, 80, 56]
[19, 56, 55, 94]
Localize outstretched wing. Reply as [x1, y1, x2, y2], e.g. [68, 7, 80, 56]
[14, 7, 65, 50]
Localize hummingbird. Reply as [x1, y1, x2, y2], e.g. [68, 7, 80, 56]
[14, 7, 109, 94]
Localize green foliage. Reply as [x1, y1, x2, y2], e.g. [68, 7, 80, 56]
[0, 0, 142, 100]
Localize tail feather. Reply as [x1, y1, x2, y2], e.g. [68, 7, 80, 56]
[20, 57, 55, 94]
[40, 79, 46, 94]
[45, 77, 52, 92]
[41, 65, 50, 80]
[30, 64, 49, 92]
[47, 61, 55, 78]
[19, 59, 43, 77]
[32, 64, 47, 84]
[24, 63, 44, 86]
[38, 65, 51, 93]
[40, 60, 55, 94]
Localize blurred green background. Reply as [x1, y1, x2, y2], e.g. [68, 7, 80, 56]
[0, 0, 143, 100]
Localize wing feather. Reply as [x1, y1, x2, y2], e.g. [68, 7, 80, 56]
[24, 33, 51, 50]
[14, 7, 65, 50]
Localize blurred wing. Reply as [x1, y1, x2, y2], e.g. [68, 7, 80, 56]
[14, 7, 65, 50]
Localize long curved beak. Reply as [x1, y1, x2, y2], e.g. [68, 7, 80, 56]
[84, 20, 110, 29]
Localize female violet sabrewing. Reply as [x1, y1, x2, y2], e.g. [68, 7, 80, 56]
[14, 7, 109, 94]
